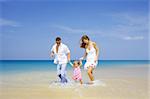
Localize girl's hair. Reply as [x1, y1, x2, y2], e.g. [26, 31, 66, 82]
[77, 61, 81, 66]
[80, 35, 90, 48]
[73, 60, 82, 67]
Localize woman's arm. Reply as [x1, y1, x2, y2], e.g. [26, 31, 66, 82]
[80, 51, 87, 60]
[93, 42, 99, 61]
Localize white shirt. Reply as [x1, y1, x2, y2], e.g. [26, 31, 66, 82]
[51, 43, 70, 64]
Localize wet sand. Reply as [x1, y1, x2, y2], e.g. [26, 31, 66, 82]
[0, 64, 149, 99]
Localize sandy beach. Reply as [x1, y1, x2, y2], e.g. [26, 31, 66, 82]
[0, 64, 149, 99]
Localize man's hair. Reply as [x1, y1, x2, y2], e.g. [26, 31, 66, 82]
[56, 37, 61, 41]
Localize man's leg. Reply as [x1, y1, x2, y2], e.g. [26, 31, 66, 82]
[57, 64, 62, 80]
[60, 63, 68, 83]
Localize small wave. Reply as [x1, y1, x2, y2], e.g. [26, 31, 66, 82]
[49, 79, 106, 88]
[83, 80, 106, 87]
[49, 80, 76, 88]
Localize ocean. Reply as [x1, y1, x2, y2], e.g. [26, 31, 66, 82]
[0, 60, 149, 99]
[0, 60, 149, 74]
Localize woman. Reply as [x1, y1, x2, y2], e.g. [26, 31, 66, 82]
[80, 35, 99, 83]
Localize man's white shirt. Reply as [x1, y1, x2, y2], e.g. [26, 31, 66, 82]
[51, 43, 70, 64]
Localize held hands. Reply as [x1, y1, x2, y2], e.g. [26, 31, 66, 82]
[94, 56, 98, 63]
[79, 57, 84, 60]
[67, 58, 71, 63]
[69, 61, 73, 66]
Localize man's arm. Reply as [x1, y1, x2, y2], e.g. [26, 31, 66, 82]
[50, 51, 54, 58]
[67, 52, 71, 62]
[50, 45, 55, 58]
[64, 45, 71, 62]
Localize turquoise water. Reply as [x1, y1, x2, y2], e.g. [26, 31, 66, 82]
[0, 60, 149, 73]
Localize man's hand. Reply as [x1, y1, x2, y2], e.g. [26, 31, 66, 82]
[50, 52, 54, 58]
[67, 59, 70, 63]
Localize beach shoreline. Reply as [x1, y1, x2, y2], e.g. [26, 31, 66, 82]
[0, 64, 149, 99]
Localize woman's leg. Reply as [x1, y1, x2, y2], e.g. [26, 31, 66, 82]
[87, 66, 94, 81]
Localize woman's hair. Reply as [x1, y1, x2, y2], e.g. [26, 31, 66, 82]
[80, 35, 90, 48]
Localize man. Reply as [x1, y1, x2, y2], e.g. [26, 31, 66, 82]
[50, 37, 70, 83]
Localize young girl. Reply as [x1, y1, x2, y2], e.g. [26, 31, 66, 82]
[70, 60, 83, 84]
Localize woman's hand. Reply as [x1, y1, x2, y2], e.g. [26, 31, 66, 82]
[79, 57, 84, 60]
[94, 56, 98, 63]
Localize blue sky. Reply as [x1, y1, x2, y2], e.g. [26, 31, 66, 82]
[0, 0, 149, 60]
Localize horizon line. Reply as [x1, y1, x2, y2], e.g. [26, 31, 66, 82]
[0, 60, 149, 61]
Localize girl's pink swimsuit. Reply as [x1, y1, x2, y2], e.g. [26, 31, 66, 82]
[73, 67, 82, 80]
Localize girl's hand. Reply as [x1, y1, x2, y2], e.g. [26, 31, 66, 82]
[69, 61, 73, 67]
[79, 57, 84, 60]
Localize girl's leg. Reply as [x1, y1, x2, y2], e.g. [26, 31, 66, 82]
[87, 66, 94, 81]
[79, 80, 83, 84]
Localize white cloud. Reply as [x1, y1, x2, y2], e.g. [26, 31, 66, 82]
[50, 13, 148, 41]
[114, 14, 148, 32]
[100, 13, 148, 40]
[123, 36, 144, 40]
[51, 24, 146, 41]
[0, 18, 21, 27]
[53, 25, 87, 33]
[51, 25, 104, 35]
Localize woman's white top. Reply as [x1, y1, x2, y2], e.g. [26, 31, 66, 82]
[86, 45, 97, 62]
[84, 44, 98, 70]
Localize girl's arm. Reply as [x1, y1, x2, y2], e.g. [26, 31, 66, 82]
[79, 60, 82, 67]
[93, 42, 99, 61]
[69, 61, 73, 67]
